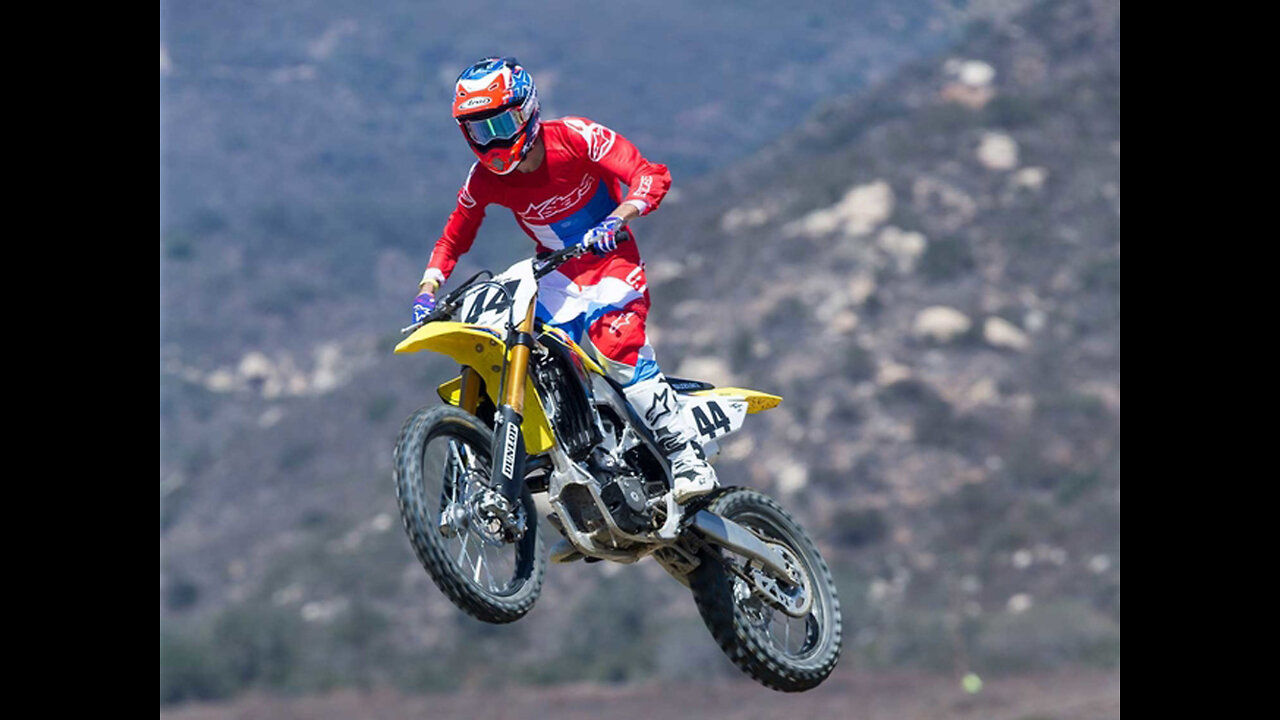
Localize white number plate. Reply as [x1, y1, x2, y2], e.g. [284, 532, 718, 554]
[456, 259, 537, 332]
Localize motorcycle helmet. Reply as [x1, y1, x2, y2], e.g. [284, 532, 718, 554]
[452, 57, 541, 175]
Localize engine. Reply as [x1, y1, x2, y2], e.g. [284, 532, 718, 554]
[588, 446, 667, 535]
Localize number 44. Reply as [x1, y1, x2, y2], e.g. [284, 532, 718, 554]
[691, 401, 731, 439]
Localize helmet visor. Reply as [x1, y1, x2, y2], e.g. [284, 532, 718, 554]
[462, 104, 533, 146]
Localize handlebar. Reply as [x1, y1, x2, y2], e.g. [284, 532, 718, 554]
[533, 227, 632, 279]
[400, 228, 633, 334]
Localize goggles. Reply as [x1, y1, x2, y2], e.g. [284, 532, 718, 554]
[461, 98, 534, 146]
[463, 102, 532, 146]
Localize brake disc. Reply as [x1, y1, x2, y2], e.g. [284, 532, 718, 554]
[470, 487, 526, 544]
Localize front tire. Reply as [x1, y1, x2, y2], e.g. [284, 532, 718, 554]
[394, 405, 545, 623]
[689, 488, 842, 691]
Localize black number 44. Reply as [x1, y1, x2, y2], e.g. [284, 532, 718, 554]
[692, 401, 732, 439]
[463, 280, 520, 324]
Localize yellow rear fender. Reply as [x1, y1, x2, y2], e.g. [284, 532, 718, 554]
[675, 388, 782, 454]
[396, 322, 555, 454]
[689, 387, 783, 414]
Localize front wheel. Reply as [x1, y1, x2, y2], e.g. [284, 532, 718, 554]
[394, 405, 545, 623]
[689, 488, 842, 692]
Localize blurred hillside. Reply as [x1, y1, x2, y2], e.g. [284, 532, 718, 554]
[160, 0, 1119, 709]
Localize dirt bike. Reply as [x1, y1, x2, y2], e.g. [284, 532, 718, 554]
[392, 232, 841, 691]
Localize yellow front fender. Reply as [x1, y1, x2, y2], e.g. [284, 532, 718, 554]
[395, 322, 555, 454]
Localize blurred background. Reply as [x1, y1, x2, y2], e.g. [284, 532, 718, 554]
[159, 0, 1120, 717]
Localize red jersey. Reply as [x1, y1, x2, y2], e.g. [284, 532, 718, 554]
[426, 117, 671, 285]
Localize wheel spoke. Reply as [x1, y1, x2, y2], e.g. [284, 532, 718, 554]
[456, 529, 472, 567]
[472, 543, 485, 584]
[479, 543, 497, 590]
[447, 441, 469, 503]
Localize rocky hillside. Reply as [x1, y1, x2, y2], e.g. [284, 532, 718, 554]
[641, 0, 1120, 674]
[160, 0, 1119, 705]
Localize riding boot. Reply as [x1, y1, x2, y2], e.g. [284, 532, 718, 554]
[623, 374, 718, 502]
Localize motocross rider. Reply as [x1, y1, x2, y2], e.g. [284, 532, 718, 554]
[412, 57, 717, 503]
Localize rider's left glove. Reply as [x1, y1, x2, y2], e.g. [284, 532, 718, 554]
[584, 215, 625, 257]
[412, 291, 437, 323]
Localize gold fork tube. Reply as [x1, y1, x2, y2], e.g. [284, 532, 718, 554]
[458, 366, 481, 414]
[500, 298, 539, 414]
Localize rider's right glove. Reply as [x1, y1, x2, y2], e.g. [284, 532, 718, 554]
[584, 215, 624, 257]
[411, 291, 437, 323]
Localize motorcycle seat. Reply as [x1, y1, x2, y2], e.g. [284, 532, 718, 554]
[666, 377, 716, 393]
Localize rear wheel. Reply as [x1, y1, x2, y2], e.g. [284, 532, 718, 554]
[394, 405, 545, 623]
[689, 488, 842, 691]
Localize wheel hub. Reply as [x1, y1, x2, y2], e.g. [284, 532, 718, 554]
[438, 501, 469, 538]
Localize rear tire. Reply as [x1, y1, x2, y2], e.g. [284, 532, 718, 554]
[689, 488, 842, 691]
[394, 405, 545, 623]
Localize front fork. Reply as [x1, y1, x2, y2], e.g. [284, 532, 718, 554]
[490, 298, 538, 507]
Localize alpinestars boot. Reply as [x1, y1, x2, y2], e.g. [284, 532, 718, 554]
[623, 375, 718, 503]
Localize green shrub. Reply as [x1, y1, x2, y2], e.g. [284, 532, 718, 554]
[841, 344, 875, 382]
[919, 236, 975, 281]
[163, 233, 196, 260]
[188, 207, 228, 236]
[983, 95, 1041, 128]
[1083, 257, 1121, 295]
[1055, 472, 1100, 506]
[974, 600, 1120, 671]
[832, 508, 889, 547]
[278, 441, 317, 471]
[160, 630, 235, 705]
[165, 576, 202, 613]
[212, 603, 307, 690]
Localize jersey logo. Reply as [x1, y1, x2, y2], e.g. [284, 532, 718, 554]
[518, 173, 596, 222]
[564, 118, 616, 162]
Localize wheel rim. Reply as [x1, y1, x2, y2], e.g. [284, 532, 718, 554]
[420, 431, 524, 596]
[724, 511, 829, 661]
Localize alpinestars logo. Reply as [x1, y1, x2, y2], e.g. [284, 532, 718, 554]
[518, 173, 596, 222]
[645, 388, 673, 426]
[608, 311, 635, 336]
[564, 118, 616, 161]
[633, 175, 653, 199]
